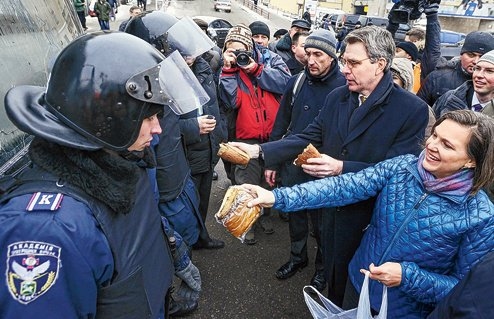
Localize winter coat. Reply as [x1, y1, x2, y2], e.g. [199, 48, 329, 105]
[218, 47, 291, 142]
[272, 154, 494, 319]
[0, 157, 174, 318]
[417, 58, 471, 106]
[269, 62, 346, 186]
[262, 72, 429, 304]
[179, 57, 224, 174]
[73, 0, 85, 12]
[433, 80, 494, 118]
[420, 12, 442, 80]
[427, 250, 494, 319]
[269, 33, 293, 64]
[94, 0, 111, 21]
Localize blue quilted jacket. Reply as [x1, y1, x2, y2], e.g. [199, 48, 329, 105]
[273, 155, 494, 318]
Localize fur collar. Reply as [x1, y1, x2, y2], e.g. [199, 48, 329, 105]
[29, 138, 140, 214]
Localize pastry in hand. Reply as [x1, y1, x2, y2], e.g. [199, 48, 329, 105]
[293, 143, 322, 166]
[217, 143, 250, 166]
[215, 186, 262, 240]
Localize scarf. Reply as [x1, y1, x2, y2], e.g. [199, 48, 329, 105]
[417, 150, 474, 197]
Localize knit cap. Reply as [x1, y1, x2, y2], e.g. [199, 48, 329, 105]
[396, 41, 419, 61]
[461, 31, 494, 55]
[223, 24, 253, 52]
[478, 49, 494, 65]
[291, 19, 311, 30]
[304, 29, 337, 59]
[390, 57, 414, 92]
[249, 21, 270, 39]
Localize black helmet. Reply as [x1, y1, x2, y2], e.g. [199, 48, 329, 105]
[124, 11, 178, 55]
[125, 12, 214, 59]
[5, 31, 198, 151]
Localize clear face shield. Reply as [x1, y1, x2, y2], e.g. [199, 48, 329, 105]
[126, 50, 210, 115]
[166, 16, 215, 61]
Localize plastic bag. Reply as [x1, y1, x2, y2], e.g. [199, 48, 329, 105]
[303, 272, 387, 319]
[214, 186, 262, 242]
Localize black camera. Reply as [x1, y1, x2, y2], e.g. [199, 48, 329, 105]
[233, 50, 253, 67]
[388, 0, 427, 24]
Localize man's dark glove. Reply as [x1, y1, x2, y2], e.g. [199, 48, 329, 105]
[425, 0, 441, 16]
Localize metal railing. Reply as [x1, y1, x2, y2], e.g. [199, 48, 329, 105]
[239, 0, 270, 19]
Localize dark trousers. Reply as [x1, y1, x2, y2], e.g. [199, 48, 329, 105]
[77, 10, 86, 28]
[191, 170, 213, 223]
[288, 208, 323, 268]
[321, 204, 373, 307]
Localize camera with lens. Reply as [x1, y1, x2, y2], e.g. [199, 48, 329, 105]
[233, 50, 253, 67]
[388, 0, 427, 24]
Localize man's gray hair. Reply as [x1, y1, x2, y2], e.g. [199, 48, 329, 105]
[344, 26, 395, 72]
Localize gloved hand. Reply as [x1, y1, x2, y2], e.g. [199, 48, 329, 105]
[175, 261, 202, 292]
[424, 0, 441, 16]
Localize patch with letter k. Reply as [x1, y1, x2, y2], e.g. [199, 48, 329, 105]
[26, 192, 64, 212]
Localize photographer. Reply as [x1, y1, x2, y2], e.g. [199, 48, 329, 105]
[218, 24, 291, 245]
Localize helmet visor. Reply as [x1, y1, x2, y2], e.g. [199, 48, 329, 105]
[126, 50, 210, 115]
[166, 16, 215, 59]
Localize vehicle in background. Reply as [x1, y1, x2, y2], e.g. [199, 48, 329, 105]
[214, 0, 232, 13]
[343, 14, 361, 30]
[394, 23, 412, 43]
[330, 13, 346, 28]
[362, 16, 389, 28]
[440, 30, 466, 45]
[193, 16, 232, 48]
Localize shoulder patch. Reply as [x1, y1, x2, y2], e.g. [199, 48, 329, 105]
[26, 192, 63, 212]
[6, 241, 61, 304]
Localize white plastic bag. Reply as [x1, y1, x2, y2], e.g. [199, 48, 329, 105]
[303, 272, 387, 319]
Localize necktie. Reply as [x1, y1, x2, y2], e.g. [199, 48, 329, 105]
[472, 103, 483, 112]
[359, 95, 367, 106]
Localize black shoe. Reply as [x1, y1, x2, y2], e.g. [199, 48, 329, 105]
[310, 269, 327, 292]
[192, 238, 225, 250]
[169, 296, 198, 317]
[212, 171, 218, 180]
[275, 260, 308, 280]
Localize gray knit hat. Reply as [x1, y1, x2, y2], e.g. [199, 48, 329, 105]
[461, 31, 494, 55]
[390, 57, 414, 92]
[478, 49, 494, 65]
[304, 29, 337, 59]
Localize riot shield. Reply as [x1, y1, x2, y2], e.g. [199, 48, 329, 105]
[0, 0, 82, 176]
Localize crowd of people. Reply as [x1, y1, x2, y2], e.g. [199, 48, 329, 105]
[2, 1, 494, 318]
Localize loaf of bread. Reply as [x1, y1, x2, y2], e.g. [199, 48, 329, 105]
[215, 186, 262, 240]
[217, 143, 250, 166]
[293, 143, 322, 166]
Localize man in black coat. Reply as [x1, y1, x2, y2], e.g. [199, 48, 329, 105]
[266, 29, 346, 291]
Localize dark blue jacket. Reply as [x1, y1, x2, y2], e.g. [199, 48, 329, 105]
[427, 250, 494, 319]
[179, 57, 225, 174]
[269, 62, 346, 186]
[0, 166, 173, 318]
[417, 59, 471, 106]
[262, 71, 428, 173]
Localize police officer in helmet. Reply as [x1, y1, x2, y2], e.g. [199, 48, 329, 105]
[0, 31, 202, 318]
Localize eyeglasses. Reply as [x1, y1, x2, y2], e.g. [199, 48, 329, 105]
[339, 57, 371, 69]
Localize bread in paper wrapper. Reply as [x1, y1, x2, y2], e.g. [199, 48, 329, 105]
[217, 143, 250, 166]
[215, 186, 262, 242]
